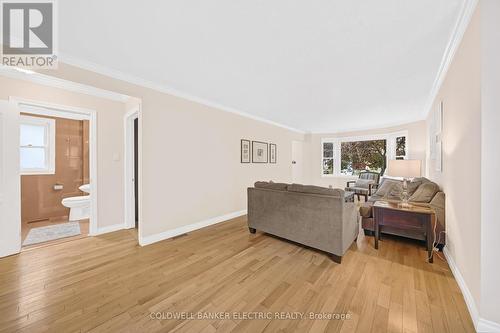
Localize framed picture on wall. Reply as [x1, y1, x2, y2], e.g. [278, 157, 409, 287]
[252, 141, 268, 163]
[429, 101, 443, 162]
[269, 143, 277, 164]
[241, 139, 251, 163]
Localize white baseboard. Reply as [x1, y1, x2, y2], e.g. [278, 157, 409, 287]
[139, 210, 247, 246]
[478, 318, 500, 333]
[92, 223, 126, 236]
[443, 248, 500, 332]
[443, 248, 480, 326]
[0, 246, 21, 258]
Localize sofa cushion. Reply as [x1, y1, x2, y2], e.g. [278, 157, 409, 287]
[254, 181, 288, 191]
[372, 177, 430, 199]
[409, 182, 440, 203]
[287, 184, 341, 196]
[387, 178, 425, 199]
[373, 178, 400, 197]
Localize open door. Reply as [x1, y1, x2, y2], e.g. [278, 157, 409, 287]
[0, 100, 21, 257]
[124, 109, 139, 231]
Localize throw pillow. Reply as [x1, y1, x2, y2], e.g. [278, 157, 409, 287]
[409, 182, 440, 203]
[372, 178, 399, 197]
[387, 178, 425, 199]
[254, 181, 269, 188]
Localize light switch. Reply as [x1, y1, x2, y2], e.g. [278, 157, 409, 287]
[113, 153, 120, 161]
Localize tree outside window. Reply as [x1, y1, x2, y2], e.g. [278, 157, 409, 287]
[321, 133, 407, 177]
[340, 139, 387, 176]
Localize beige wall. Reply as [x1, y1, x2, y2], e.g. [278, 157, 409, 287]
[139, 94, 303, 236]
[0, 75, 127, 229]
[480, 0, 500, 326]
[426, 5, 482, 312]
[304, 121, 427, 189]
[37, 64, 304, 238]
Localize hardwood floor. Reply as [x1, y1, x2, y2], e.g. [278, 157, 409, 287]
[0, 216, 474, 332]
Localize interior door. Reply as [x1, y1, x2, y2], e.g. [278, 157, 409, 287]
[292, 140, 304, 183]
[0, 100, 21, 257]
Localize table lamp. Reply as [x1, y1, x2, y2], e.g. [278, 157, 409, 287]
[387, 160, 421, 207]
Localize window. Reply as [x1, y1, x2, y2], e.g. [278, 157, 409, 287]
[20, 116, 55, 175]
[341, 139, 387, 176]
[396, 136, 406, 160]
[321, 131, 408, 177]
[322, 142, 334, 175]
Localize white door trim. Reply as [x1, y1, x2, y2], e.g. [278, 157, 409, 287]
[0, 101, 21, 257]
[124, 108, 140, 232]
[9, 97, 100, 237]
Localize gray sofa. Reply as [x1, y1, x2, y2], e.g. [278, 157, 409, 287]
[359, 177, 446, 248]
[247, 182, 359, 263]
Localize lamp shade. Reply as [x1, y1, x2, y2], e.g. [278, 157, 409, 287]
[387, 160, 421, 178]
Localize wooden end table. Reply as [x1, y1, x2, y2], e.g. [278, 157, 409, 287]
[373, 201, 436, 263]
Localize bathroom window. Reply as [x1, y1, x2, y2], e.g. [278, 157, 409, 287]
[19, 116, 55, 175]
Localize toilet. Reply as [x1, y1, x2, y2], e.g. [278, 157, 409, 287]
[62, 184, 91, 221]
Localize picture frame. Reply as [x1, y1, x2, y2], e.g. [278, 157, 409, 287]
[252, 141, 268, 163]
[241, 139, 251, 163]
[429, 101, 443, 162]
[269, 143, 277, 164]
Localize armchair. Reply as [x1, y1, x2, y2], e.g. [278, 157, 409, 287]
[345, 171, 380, 202]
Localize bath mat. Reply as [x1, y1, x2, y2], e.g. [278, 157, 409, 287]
[23, 222, 81, 246]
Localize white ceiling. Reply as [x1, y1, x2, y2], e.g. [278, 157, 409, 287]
[59, 0, 466, 133]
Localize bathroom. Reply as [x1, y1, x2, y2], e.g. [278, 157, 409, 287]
[20, 108, 91, 248]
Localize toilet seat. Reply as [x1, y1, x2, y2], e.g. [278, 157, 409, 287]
[62, 195, 91, 221]
[62, 195, 90, 207]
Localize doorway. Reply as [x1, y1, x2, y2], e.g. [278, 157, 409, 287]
[134, 118, 139, 228]
[11, 98, 98, 250]
[292, 140, 304, 183]
[124, 109, 139, 234]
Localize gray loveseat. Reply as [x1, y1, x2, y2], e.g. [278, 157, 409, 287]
[359, 177, 446, 248]
[247, 182, 359, 263]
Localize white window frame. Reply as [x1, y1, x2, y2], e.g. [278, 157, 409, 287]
[19, 115, 56, 175]
[321, 139, 337, 177]
[320, 130, 409, 177]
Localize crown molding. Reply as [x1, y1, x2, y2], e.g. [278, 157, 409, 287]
[58, 53, 306, 134]
[0, 65, 130, 103]
[310, 116, 424, 135]
[422, 0, 478, 118]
